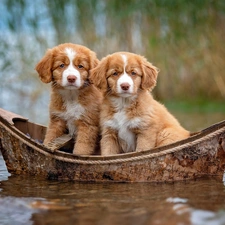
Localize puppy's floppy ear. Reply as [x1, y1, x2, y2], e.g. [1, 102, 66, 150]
[89, 51, 99, 69]
[141, 57, 159, 90]
[89, 56, 108, 92]
[35, 49, 53, 83]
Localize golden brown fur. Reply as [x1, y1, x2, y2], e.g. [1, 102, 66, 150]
[36, 43, 102, 155]
[90, 52, 190, 155]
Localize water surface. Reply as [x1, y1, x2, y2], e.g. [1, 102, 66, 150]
[0, 154, 225, 225]
[1, 110, 225, 225]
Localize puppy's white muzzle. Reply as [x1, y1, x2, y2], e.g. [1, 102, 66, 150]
[117, 73, 134, 97]
[62, 65, 81, 89]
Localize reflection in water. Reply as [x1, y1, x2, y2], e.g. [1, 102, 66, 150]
[0, 197, 40, 225]
[167, 197, 225, 225]
[0, 155, 10, 182]
[0, 166, 225, 225]
[190, 210, 225, 225]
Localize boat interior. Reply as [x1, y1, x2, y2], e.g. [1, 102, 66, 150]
[12, 118, 74, 153]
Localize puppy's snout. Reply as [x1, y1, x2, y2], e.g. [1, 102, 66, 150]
[67, 75, 77, 83]
[120, 82, 130, 91]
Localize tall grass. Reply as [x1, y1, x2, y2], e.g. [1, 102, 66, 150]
[0, 0, 224, 122]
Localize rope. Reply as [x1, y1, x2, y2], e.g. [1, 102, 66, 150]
[1, 120, 225, 165]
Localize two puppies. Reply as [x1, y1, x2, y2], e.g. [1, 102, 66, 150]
[36, 44, 189, 155]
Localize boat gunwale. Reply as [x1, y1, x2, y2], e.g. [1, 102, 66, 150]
[1, 109, 225, 165]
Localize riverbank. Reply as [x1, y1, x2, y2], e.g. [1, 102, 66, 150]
[164, 100, 225, 131]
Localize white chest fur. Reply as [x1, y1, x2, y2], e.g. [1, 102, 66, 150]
[104, 98, 142, 152]
[53, 90, 85, 136]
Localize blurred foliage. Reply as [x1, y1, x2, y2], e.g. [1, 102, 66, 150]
[0, 0, 224, 123]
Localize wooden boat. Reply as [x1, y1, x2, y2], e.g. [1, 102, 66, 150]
[0, 107, 225, 182]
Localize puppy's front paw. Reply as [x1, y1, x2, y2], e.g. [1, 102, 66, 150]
[73, 143, 95, 155]
[136, 148, 144, 152]
[136, 147, 152, 152]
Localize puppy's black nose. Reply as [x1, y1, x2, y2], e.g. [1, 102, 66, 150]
[67, 75, 77, 83]
[120, 82, 130, 91]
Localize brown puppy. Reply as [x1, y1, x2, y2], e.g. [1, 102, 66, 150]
[36, 43, 102, 155]
[90, 52, 190, 155]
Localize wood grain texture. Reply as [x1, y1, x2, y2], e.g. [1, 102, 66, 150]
[0, 108, 225, 182]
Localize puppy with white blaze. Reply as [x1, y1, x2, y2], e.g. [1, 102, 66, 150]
[90, 52, 190, 156]
[35, 43, 102, 155]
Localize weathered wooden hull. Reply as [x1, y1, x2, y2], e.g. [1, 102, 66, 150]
[0, 108, 225, 182]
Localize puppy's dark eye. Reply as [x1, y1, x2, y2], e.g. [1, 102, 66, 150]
[112, 71, 118, 76]
[59, 64, 65, 68]
[131, 71, 136, 76]
[78, 65, 84, 69]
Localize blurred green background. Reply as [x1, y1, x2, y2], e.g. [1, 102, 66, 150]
[0, 0, 224, 131]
